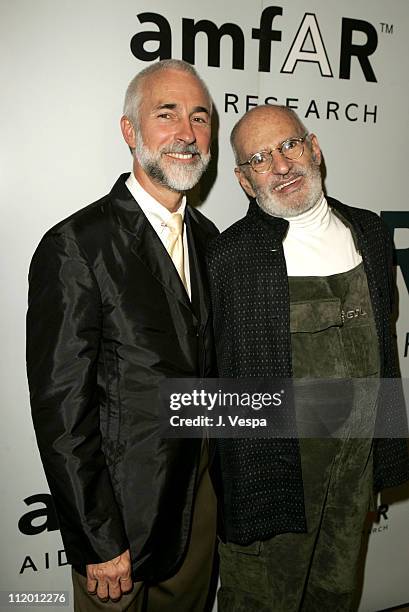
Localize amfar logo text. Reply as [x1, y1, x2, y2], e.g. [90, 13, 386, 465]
[18, 494, 67, 574]
[131, 7, 378, 82]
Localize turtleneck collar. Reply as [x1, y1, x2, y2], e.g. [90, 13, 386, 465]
[281, 193, 362, 276]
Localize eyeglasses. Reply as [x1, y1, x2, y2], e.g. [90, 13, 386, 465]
[238, 133, 309, 174]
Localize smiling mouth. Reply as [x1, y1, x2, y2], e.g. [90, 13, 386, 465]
[165, 152, 196, 160]
[274, 177, 301, 191]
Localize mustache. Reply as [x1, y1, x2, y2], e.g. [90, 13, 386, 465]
[273, 169, 306, 185]
[162, 143, 201, 155]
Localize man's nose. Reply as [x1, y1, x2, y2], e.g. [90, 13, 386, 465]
[175, 116, 196, 144]
[270, 150, 291, 175]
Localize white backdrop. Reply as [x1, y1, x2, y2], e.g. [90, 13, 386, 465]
[1, 1, 408, 610]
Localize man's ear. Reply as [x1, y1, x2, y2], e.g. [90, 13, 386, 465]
[234, 167, 256, 198]
[309, 133, 322, 166]
[120, 116, 136, 149]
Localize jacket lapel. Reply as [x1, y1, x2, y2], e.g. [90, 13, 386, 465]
[110, 174, 193, 314]
[185, 207, 211, 326]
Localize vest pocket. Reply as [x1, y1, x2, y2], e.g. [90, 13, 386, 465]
[290, 298, 342, 333]
[290, 298, 346, 379]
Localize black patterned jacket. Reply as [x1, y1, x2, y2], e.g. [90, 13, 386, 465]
[207, 196, 409, 545]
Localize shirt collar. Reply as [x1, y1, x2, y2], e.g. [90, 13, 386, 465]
[125, 171, 186, 222]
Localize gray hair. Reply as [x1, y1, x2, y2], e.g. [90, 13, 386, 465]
[230, 104, 309, 165]
[123, 59, 212, 129]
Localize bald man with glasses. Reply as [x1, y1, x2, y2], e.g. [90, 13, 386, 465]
[207, 105, 409, 612]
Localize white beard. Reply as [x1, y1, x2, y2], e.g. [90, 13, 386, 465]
[254, 163, 323, 218]
[134, 139, 210, 192]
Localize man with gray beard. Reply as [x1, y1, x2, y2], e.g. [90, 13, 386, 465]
[27, 59, 218, 611]
[207, 105, 409, 611]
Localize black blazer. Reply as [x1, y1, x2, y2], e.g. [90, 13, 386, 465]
[26, 174, 219, 580]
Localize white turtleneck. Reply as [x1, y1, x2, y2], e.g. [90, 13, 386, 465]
[282, 195, 362, 277]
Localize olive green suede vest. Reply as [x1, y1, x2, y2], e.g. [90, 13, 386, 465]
[289, 262, 380, 440]
[289, 262, 379, 380]
[218, 265, 382, 612]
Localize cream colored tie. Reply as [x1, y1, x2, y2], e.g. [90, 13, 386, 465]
[166, 213, 187, 291]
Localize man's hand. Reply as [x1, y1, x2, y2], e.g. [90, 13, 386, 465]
[86, 549, 133, 601]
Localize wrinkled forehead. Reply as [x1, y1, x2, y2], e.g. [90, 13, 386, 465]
[141, 69, 211, 114]
[237, 108, 303, 156]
